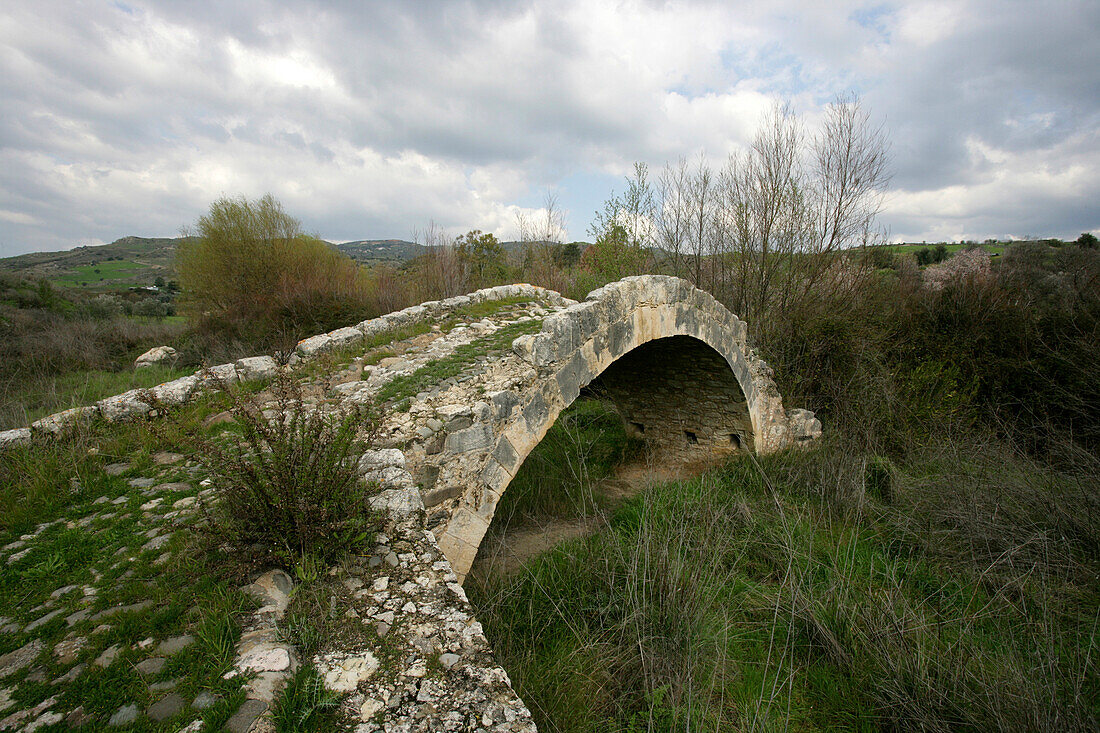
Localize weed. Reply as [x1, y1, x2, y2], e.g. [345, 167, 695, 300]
[863, 455, 894, 503]
[194, 612, 240, 675]
[279, 581, 334, 659]
[293, 554, 324, 585]
[272, 665, 341, 733]
[24, 549, 67, 580]
[178, 366, 383, 568]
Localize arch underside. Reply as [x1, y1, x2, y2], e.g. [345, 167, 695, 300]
[581, 335, 755, 456]
[436, 311, 771, 579]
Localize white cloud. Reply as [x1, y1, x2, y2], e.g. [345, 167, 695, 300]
[893, 2, 963, 47]
[0, 209, 37, 225]
[0, 0, 1097, 256]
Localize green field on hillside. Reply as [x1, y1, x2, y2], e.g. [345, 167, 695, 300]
[0, 236, 181, 291]
[884, 242, 1008, 256]
[50, 259, 148, 288]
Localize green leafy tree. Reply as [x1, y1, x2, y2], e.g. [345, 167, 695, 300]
[580, 224, 647, 282]
[589, 162, 656, 251]
[177, 194, 368, 334]
[1077, 232, 1098, 249]
[454, 230, 507, 287]
[553, 242, 582, 268]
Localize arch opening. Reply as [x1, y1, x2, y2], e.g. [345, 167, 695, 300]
[467, 335, 756, 579]
[580, 335, 755, 459]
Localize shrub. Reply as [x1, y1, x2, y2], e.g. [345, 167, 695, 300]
[133, 296, 168, 319]
[183, 367, 381, 567]
[859, 245, 899, 271]
[177, 194, 372, 337]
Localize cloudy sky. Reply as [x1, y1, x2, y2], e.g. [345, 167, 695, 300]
[1, 0, 1097, 257]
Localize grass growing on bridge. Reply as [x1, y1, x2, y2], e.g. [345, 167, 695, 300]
[0, 399, 260, 731]
[375, 318, 542, 409]
[444, 295, 541, 325]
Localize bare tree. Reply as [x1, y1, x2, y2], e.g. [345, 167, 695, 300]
[517, 190, 567, 245]
[517, 191, 570, 291]
[656, 158, 691, 279]
[685, 154, 716, 292]
[721, 103, 808, 320]
[719, 97, 890, 331]
[587, 95, 890, 334]
[412, 220, 466, 299]
[813, 93, 891, 254]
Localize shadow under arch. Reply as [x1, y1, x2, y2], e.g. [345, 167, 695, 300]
[581, 334, 756, 455]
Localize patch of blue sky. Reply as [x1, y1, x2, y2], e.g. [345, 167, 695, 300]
[850, 4, 894, 37]
[719, 40, 870, 108]
[515, 170, 622, 241]
[718, 42, 811, 97]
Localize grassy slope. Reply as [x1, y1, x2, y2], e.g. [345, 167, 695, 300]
[469, 438, 1100, 732]
[5, 364, 192, 427]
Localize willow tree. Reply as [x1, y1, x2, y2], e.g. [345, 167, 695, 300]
[177, 194, 369, 336]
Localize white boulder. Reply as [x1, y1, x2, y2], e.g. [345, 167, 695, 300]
[134, 346, 177, 369]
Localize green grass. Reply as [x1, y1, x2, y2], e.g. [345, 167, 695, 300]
[51, 259, 147, 288]
[468, 439, 1100, 732]
[882, 242, 1007, 257]
[5, 364, 193, 427]
[295, 320, 433, 382]
[0, 390, 228, 534]
[375, 318, 542, 408]
[448, 295, 541, 322]
[0, 403, 256, 730]
[493, 399, 643, 527]
[362, 319, 432, 350]
[0, 384, 285, 729]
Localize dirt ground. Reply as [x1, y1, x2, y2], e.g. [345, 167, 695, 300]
[470, 454, 716, 578]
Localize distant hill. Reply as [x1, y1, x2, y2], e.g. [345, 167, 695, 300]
[0, 236, 427, 289]
[333, 239, 576, 263]
[0, 236, 187, 289]
[0, 235, 595, 290]
[335, 239, 426, 264]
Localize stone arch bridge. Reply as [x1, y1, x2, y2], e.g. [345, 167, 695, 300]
[0, 275, 822, 731]
[318, 275, 822, 580]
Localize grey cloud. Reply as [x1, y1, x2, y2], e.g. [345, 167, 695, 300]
[1, 0, 1097, 257]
